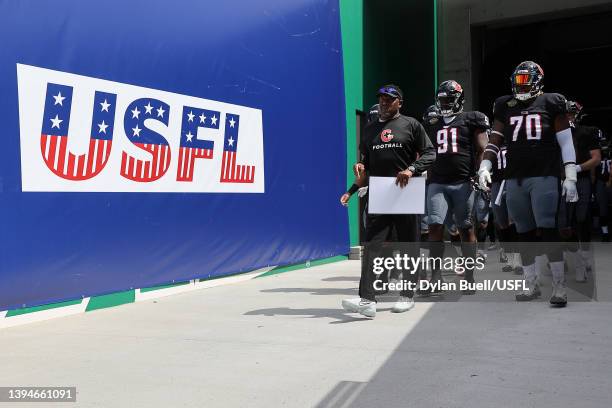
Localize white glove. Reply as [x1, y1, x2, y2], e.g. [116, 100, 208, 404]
[477, 159, 493, 191]
[562, 163, 579, 203]
[357, 186, 369, 198]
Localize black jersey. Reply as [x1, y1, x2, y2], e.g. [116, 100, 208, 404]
[597, 149, 611, 182]
[421, 116, 440, 146]
[492, 145, 508, 183]
[493, 93, 567, 179]
[360, 115, 435, 177]
[572, 124, 601, 178]
[424, 111, 490, 184]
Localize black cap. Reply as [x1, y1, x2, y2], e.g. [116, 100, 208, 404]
[377, 84, 403, 100]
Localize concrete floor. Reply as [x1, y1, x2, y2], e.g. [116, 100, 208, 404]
[1, 251, 611, 408]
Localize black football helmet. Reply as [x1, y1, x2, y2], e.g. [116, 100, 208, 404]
[367, 104, 379, 123]
[567, 100, 584, 124]
[436, 80, 464, 117]
[422, 104, 439, 122]
[511, 61, 544, 101]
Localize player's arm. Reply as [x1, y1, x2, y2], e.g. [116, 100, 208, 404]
[554, 114, 579, 202]
[396, 121, 435, 188]
[578, 129, 602, 173]
[579, 149, 602, 173]
[353, 133, 368, 178]
[477, 119, 504, 190]
[474, 130, 489, 166]
[343, 135, 370, 205]
[340, 172, 368, 206]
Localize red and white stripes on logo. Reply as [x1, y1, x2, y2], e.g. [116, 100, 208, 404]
[40, 134, 112, 180]
[176, 147, 213, 182]
[220, 151, 255, 183]
[120, 143, 170, 182]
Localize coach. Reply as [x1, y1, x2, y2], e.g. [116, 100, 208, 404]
[342, 84, 435, 318]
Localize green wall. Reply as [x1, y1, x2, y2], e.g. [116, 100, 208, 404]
[340, 0, 437, 245]
[363, 0, 437, 117]
[340, 0, 364, 246]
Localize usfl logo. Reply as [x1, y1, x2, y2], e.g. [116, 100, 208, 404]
[17, 64, 265, 193]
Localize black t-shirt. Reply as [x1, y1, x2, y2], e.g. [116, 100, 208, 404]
[573, 124, 601, 178]
[424, 111, 490, 184]
[360, 115, 435, 177]
[493, 93, 567, 179]
[492, 144, 508, 183]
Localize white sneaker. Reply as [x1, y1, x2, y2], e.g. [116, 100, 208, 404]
[392, 296, 415, 313]
[342, 298, 376, 317]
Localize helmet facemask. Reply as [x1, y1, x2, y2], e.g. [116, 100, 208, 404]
[511, 71, 543, 101]
[436, 93, 463, 117]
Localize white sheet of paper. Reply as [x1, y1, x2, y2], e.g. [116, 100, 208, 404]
[368, 176, 426, 214]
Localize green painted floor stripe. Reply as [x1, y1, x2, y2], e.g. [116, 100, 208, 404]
[3, 257, 348, 319]
[258, 255, 348, 278]
[86, 290, 135, 312]
[140, 281, 190, 293]
[6, 299, 83, 317]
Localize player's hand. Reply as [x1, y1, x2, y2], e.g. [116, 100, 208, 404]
[340, 193, 351, 207]
[562, 179, 579, 202]
[353, 163, 365, 178]
[477, 169, 491, 191]
[477, 160, 493, 191]
[395, 169, 413, 188]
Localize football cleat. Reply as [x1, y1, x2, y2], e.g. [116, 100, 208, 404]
[516, 283, 541, 301]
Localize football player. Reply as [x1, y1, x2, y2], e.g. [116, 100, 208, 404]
[489, 143, 522, 274]
[478, 61, 578, 306]
[595, 134, 611, 242]
[424, 80, 490, 295]
[558, 101, 601, 282]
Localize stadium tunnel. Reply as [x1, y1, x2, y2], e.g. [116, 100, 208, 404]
[439, 0, 612, 135]
[349, 0, 612, 243]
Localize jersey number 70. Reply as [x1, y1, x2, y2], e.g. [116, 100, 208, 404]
[509, 114, 542, 141]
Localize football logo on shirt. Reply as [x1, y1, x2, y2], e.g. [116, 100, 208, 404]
[380, 129, 394, 143]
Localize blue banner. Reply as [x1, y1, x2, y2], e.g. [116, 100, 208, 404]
[0, 0, 348, 310]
